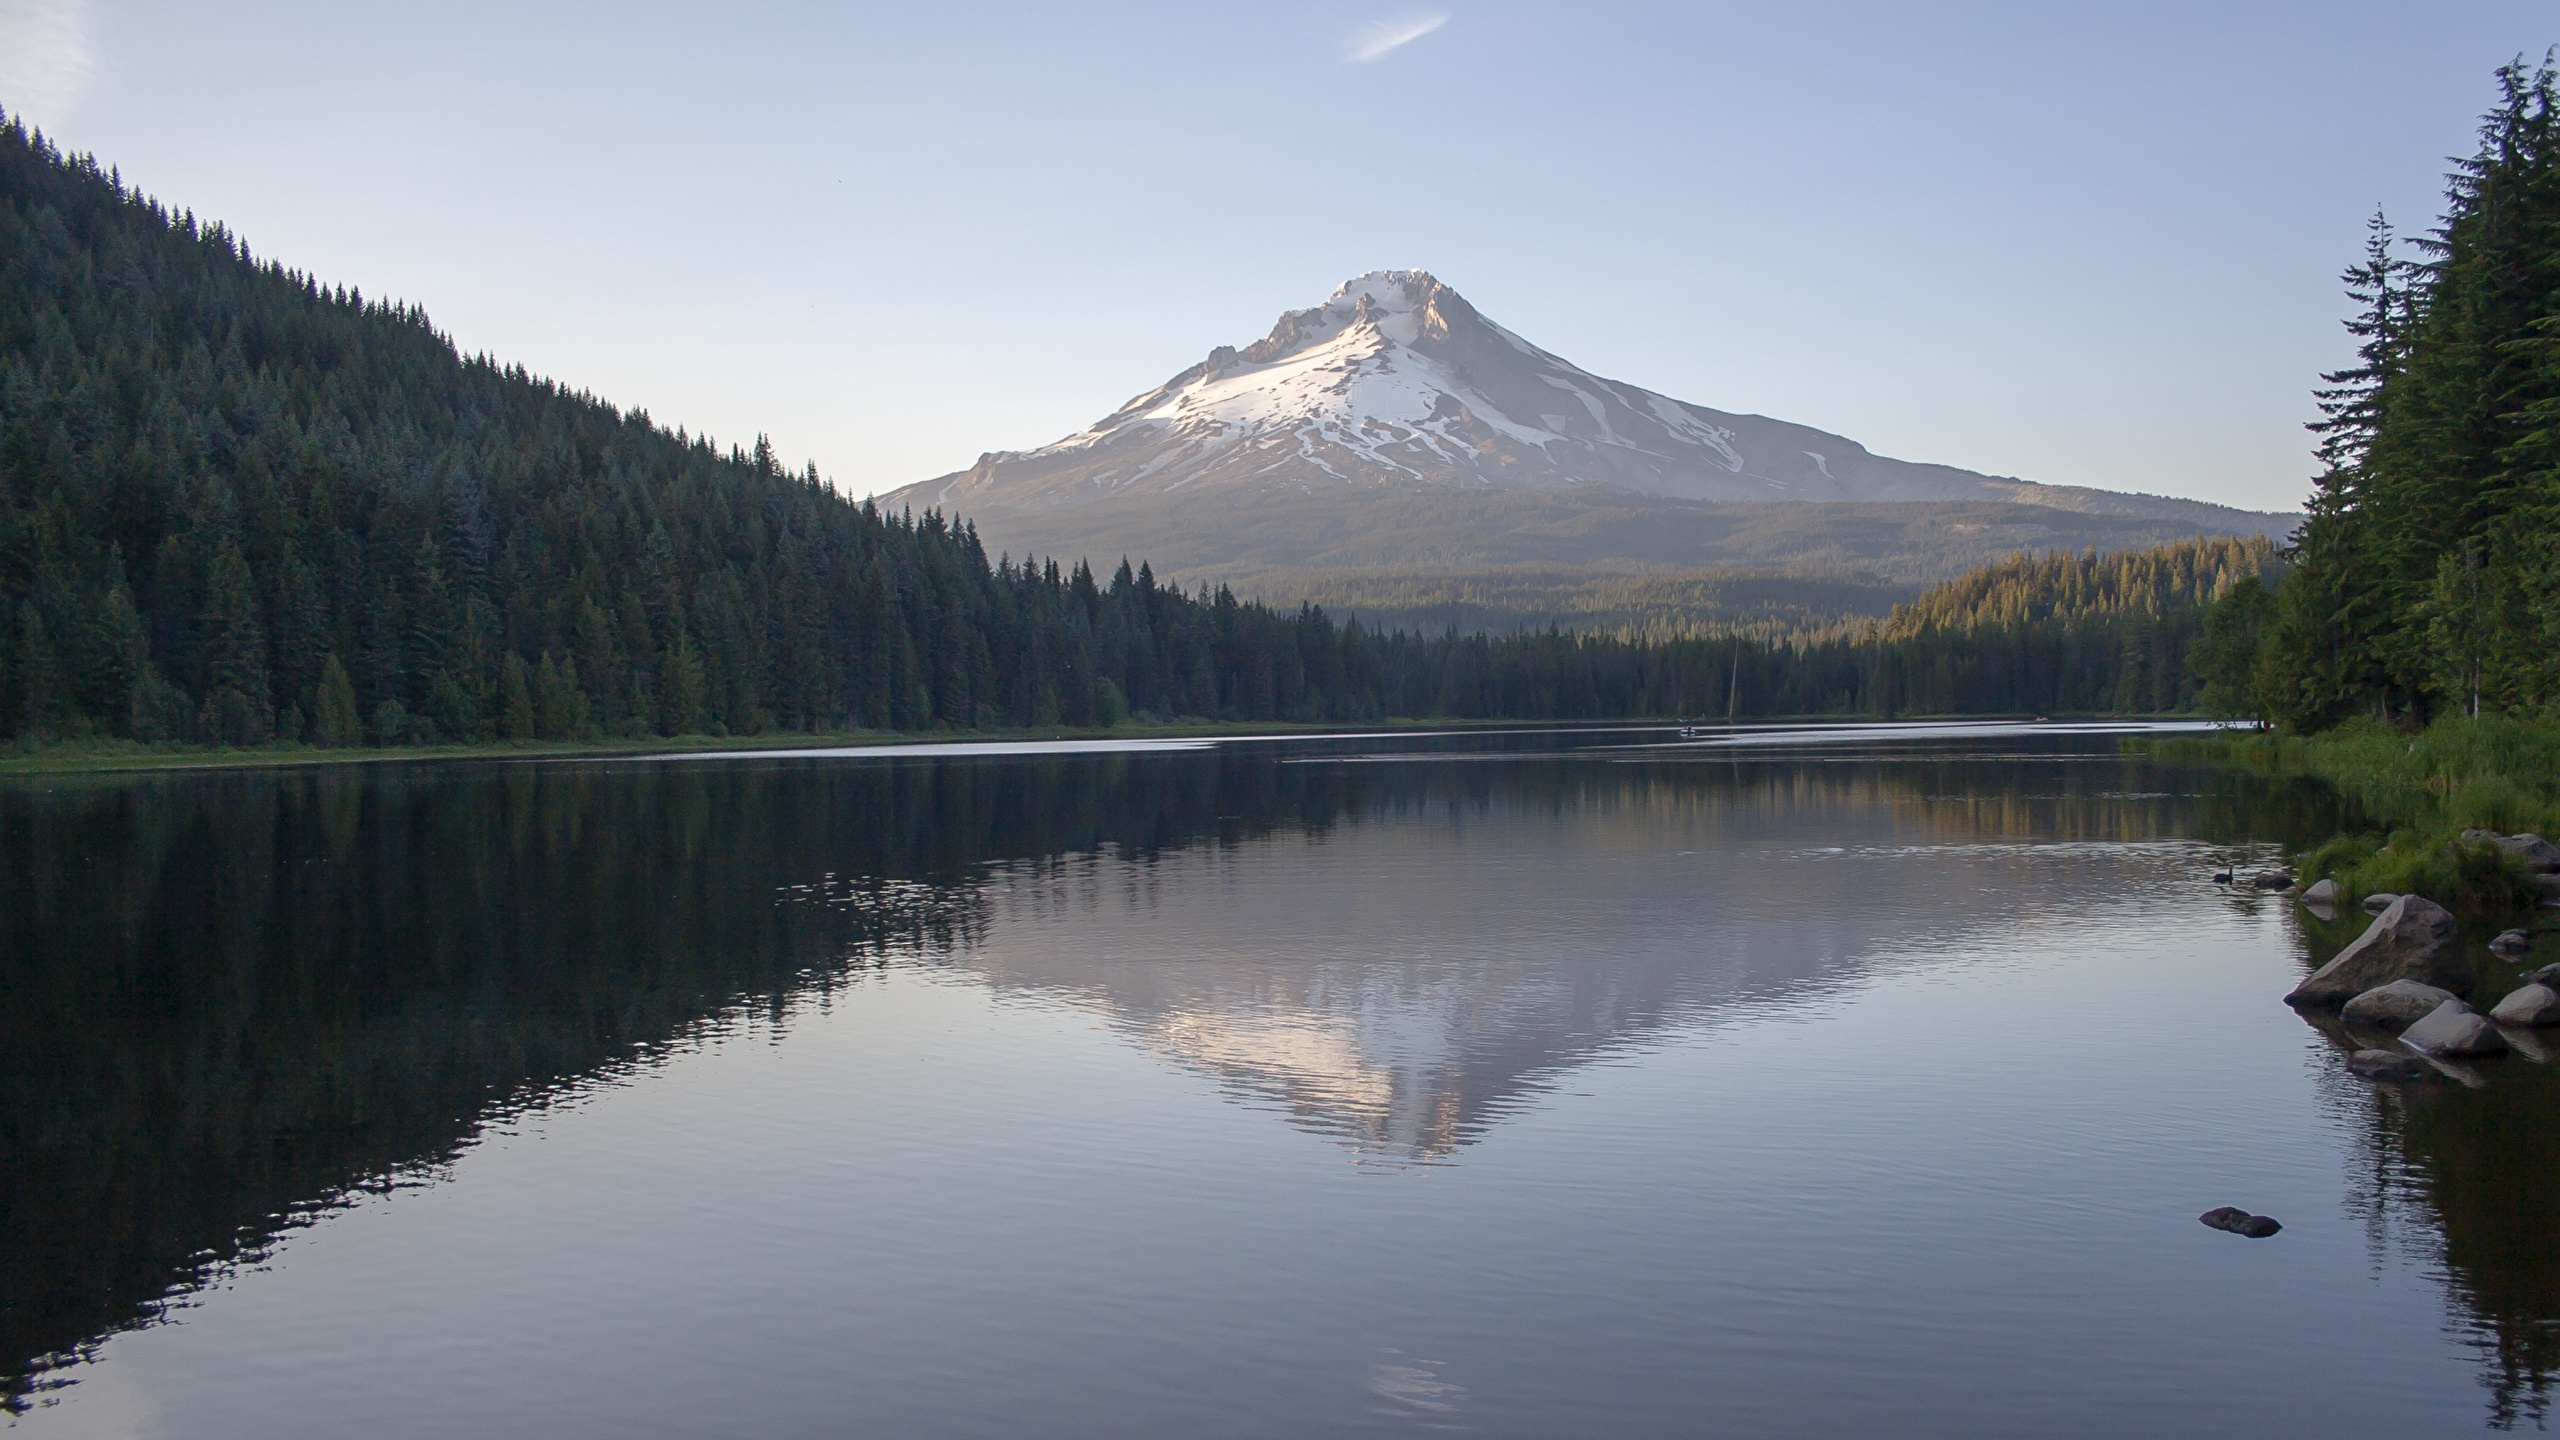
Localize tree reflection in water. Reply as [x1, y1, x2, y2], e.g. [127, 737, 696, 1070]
[2323, 1018, 2560, 1430]
[3, 738, 2550, 1424]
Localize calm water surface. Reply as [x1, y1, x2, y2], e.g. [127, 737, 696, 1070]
[6, 724, 2559, 1437]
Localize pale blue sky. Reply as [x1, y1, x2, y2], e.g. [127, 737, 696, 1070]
[3, 1, 2549, 512]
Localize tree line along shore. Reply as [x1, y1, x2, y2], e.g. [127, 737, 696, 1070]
[2177, 58, 2560, 910]
[5, 58, 2559, 908]
[1, 108, 2265, 762]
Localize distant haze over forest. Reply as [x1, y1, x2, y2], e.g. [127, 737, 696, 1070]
[881, 271, 2287, 630]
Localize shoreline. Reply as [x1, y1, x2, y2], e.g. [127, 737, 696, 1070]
[2144, 717, 2560, 912]
[2, 711, 2207, 778]
[0, 718, 1448, 778]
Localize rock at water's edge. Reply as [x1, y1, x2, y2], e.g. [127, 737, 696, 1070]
[2342, 979, 2461, 1030]
[2286, 895, 2465, 1008]
[2303, 878, 2340, 906]
[2363, 892, 2399, 914]
[2199, 1206, 2282, 1238]
[2466, 829, 2560, 873]
[2401, 999, 2510, 1057]
[2525, 963, 2560, 990]
[2490, 928, 2533, 955]
[2490, 983, 2560, 1027]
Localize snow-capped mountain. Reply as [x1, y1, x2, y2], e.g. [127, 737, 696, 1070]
[880, 270, 2285, 592]
[893, 270, 2249, 517]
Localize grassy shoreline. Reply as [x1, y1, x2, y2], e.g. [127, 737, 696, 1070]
[0, 710, 2209, 778]
[2147, 716, 2560, 910]
[0, 717, 1505, 778]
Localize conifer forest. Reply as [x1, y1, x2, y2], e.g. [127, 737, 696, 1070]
[2198, 58, 2560, 732]
[0, 110, 2274, 751]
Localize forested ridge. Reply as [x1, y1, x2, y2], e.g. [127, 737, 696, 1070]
[0, 111, 2247, 748]
[1832, 536, 2275, 715]
[0, 111, 1404, 745]
[2200, 58, 2560, 729]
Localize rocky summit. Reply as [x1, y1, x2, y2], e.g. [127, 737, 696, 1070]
[882, 271, 2286, 584]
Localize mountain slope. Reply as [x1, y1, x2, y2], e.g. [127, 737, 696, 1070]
[886, 270, 2288, 579]
[0, 118, 1439, 745]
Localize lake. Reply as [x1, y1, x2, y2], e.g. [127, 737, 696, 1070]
[5, 723, 2557, 1437]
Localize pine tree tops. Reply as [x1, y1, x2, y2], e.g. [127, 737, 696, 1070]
[2249, 54, 2560, 730]
[1878, 536, 2276, 641]
[2308, 210, 2418, 483]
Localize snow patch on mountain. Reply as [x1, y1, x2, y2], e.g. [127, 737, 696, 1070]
[890, 269, 2287, 535]
[1036, 271, 1577, 484]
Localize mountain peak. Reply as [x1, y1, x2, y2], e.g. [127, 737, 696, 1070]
[1324, 269, 1445, 312]
[888, 271, 2282, 547]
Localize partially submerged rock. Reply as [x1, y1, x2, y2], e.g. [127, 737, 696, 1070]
[2302, 878, 2340, 906]
[2490, 928, 2533, 956]
[2251, 870, 2295, 890]
[2341, 979, 2460, 1030]
[2401, 999, 2510, 1057]
[2347, 1049, 2436, 1081]
[2285, 896, 2465, 1008]
[2363, 892, 2399, 914]
[2490, 983, 2560, 1027]
[2199, 1206, 2282, 1238]
[2525, 963, 2560, 990]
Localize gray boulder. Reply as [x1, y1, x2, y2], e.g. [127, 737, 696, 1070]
[2286, 895, 2466, 1008]
[2342, 979, 2461, 1030]
[2401, 999, 2511, 1057]
[2525, 963, 2560, 989]
[2302, 878, 2340, 906]
[2348, 1049, 2435, 1081]
[2466, 829, 2560, 873]
[2363, 892, 2399, 914]
[2490, 928, 2533, 956]
[2490, 983, 2560, 1027]
[2251, 870, 2295, 890]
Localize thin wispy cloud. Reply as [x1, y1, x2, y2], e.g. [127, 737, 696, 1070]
[1347, 12, 1448, 63]
[0, 0, 96, 128]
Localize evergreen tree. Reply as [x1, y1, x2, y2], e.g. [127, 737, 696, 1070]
[2237, 56, 2560, 728]
[661, 633, 708, 737]
[501, 652, 536, 741]
[314, 656, 361, 747]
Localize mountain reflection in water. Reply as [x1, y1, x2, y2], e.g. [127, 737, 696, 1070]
[942, 765, 2236, 1164]
[1, 733, 2555, 1431]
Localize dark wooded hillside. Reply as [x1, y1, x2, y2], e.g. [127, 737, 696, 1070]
[0, 114, 1395, 743]
[0, 112, 2249, 744]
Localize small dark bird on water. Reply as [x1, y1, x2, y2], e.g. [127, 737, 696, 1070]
[2212, 869, 2234, 884]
